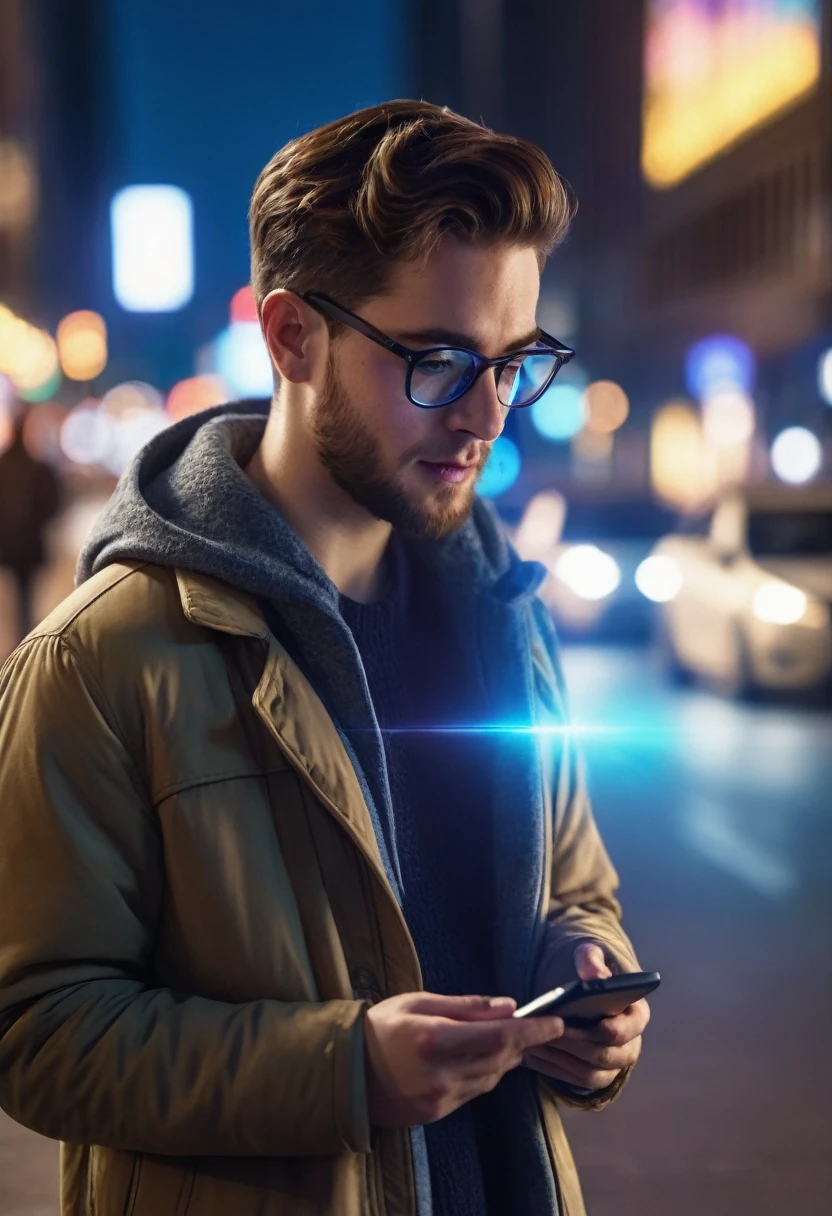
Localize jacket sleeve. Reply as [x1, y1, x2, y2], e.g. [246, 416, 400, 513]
[531, 606, 641, 1110]
[0, 633, 370, 1157]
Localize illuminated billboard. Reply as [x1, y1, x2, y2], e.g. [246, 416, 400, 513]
[642, 0, 822, 189]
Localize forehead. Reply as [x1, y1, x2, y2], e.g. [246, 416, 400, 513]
[362, 238, 541, 354]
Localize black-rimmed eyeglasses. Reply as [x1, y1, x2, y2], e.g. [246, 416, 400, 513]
[304, 292, 575, 410]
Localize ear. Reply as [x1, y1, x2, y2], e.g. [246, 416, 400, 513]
[261, 290, 328, 385]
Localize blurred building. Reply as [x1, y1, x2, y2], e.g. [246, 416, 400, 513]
[0, 0, 39, 316]
[417, 0, 832, 505]
[3, 0, 831, 508]
[15, 0, 408, 391]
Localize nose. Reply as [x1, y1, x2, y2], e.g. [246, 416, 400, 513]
[444, 368, 507, 443]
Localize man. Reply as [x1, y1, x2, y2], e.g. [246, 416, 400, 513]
[0, 408, 60, 642]
[0, 101, 648, 1216]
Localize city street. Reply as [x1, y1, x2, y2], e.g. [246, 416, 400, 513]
[1, 630, 829, 1214]
[561, 646, 832, 1216]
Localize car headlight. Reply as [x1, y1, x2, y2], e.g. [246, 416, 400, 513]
[554, 545, 621, 601]
[752, 580, 808, 626]
[635, 555, 682, 603]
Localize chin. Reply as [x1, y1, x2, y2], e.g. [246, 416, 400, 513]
[395, 485, 477, 540]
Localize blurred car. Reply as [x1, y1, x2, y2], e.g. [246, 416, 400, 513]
[649, 485, 832, 696]
[513, 491, 677, 639]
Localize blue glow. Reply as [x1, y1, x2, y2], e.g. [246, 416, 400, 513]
[214, 321, 274, 397]
[685, 335, 755, 398]
[477, 435, 521, 497]
[530, 382, 586, 441]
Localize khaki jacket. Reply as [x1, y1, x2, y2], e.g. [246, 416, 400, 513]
[0, 561, 638, 1216]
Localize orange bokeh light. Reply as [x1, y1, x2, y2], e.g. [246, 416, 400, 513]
[166, 375, 229, 421]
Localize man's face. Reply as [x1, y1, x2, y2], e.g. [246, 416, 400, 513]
[310, 238, 541, 539]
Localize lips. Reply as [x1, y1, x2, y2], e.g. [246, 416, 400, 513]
[419, 460, 477, 485]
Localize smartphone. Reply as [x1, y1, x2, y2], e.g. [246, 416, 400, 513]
[513, 971, 660, 1023]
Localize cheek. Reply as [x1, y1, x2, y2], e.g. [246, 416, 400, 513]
[355, 359, 435, 456]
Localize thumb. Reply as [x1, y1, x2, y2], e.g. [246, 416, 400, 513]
[407, 992, 517, 1021]
[574, 942, 613, 981]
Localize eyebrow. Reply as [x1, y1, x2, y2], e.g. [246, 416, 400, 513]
[393, 324, 543, 355]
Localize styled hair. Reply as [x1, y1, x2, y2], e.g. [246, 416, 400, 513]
[249, 100, 575, 319]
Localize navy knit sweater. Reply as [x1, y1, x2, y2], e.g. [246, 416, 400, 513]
[340, 542, 517, 1216]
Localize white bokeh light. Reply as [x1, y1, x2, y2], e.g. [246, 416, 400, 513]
[770, 427, 822, 484]
[818, 349, 832, 406]
[111, 186, 194, 312]
[753, 580, 808, 626]
[635, 555, 683, 603]
[555, 545, 621, 601]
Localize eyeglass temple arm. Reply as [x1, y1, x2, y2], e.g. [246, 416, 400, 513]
[303, 293, 413, 360]
[538, 329, 575, 362]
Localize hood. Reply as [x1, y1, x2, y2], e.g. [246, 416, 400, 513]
[756, 557, 832, 603]
[77, 400, 543, 608]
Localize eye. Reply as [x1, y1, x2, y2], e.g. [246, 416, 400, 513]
[417, 354, 457, 375]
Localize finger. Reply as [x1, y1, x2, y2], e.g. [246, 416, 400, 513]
[560, 999, 651, 1047]
[531, 1034, 641, 1072]
[422, 1014, 564, 1063]
[523, 1047, 620, 1091]
[573, 942, 613, 981]
[407, 993, 517, 1021]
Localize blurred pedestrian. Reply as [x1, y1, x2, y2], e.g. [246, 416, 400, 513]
[0, 409, 60, 639]
[0, 102, 649, 1216]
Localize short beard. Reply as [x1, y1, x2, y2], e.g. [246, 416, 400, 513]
[311, 359, 486, 540]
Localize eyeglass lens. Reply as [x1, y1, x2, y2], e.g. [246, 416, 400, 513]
[409, 349, 560, 408]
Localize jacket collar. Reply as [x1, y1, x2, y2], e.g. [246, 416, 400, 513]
[176, 569, 270, 639]
[174, 566, 420, 972]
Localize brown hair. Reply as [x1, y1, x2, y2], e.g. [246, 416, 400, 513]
[249, 100, 575, 321]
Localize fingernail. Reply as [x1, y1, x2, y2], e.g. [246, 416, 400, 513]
[488, 997, 515, 1009]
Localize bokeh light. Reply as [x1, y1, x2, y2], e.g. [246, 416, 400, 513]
[230, 286, 259, 324]
[753, 580, 808, 626]
[701, 388, 755, 447]
[60, 403, 114, 466]
[583, 380, 630, 433]
[167, 375, 230, 421]
[635, 554, 683, 603]
[685, 335, 755, 398]
[105, 408, 168, 475]
[56, 310, 108, 381]
[650, 401, 717, 509]
[477, 436, 521, 497]
[642, 1, 822, 188]
[0, 139, 38, 230]
[111, 185, 194, 312]
[770, 426, 822, 484]
[818, 348, 832, 406]
[531, 383, 587, 441]
[0, 308, 61, 400]
[101, 381, 164, 419]
[555, 545, 621, 601]
[514, 491, 566, 560]
[215, 322, 274, 397]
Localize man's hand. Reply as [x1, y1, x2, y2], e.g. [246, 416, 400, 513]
[522, 943, 650, 1091]
[364, 992, 565, 1127]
